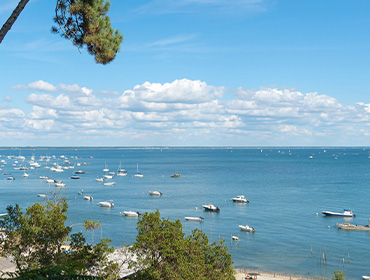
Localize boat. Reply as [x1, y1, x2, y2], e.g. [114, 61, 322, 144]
[133, 163, 144, 177]
[74, 170, 85, 174]
[103, 162, 109, 172]
[39, 176, 48, 179]
[22, 172, 29, 178]
[123, 211, 140, 217]
[337, 219, 370, 231]
[70, 175, 80, 179]
[84, 195, 93, 201]
[322, 208, 355, 217]
[55, 182, 66, 188]
[231, 236, 239, 241]
[103, 174, 113, 179]
[231, 195, 249, 203]
[95, 177, 104, 182]
[185, 216, 204, 222]
[46, 179, 56, 184]
[362, 276, 370, 280]
[117, 171, 127, 177]
[149, 190, 162, 196]
[37, 194, 47, 198]
[104, 182, 116, 186]
[0, 213, 9, 218]
[7, 176, 15, 180]
[98, 201, 114, 208]
[239, 225, 255, 232]
[202, 204, 220, 212]
[171, 173, 181, 178]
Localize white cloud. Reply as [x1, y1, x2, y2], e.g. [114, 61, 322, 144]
[4, 78, 370, 145]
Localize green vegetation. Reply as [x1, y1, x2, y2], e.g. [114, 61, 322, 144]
[0, 0, 123, 64]
[129, 210, 236, 280]
[0, 196, 118, 279]
[333, 271, 345, 280]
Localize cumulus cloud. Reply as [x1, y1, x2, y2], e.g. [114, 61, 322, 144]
[5, 78, 370, 145]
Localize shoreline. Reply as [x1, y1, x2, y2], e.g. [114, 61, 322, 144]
[234, 269, 329, 280]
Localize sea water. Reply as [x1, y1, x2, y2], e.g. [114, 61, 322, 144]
[0, 147, 369, 280]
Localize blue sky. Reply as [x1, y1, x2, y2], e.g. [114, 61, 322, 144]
[1, 0, 370, 146]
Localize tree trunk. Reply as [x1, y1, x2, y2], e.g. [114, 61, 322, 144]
[0, 0, 30, 44]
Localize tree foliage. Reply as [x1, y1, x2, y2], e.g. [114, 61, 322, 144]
[129, 210, 236, 280]
[52, 0, 123, 64]
[0, 0, 123, 64]
[0, 197, 118, 279]
[333, 271, 345, 280]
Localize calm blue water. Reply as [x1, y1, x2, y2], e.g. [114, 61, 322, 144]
[0, 147, 369, 279]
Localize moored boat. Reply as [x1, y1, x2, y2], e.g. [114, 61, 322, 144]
[98, 201, 114, 208]
[322, 208, 355, 217]
[185, 216, 204, 222]
[104, 182, 116, 186]
[123, 211, 140, 217]
[84, 195, 93, 201]
[202, 204, 220, 212]
[337, 219, 370, 231]
[171, 173, 181, 178]
[149, 190, 162, 196]
[239, 225, 255, 232]
[231, 195, 249, 203]
[0, 213, 9, 218]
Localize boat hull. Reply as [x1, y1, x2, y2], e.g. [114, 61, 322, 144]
[185, 217, 203, 222]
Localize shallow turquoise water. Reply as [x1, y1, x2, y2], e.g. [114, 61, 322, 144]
[0, 147, 369, 279]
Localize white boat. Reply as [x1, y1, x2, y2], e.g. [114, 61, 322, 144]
[117, 170, 127, 177]
[37, 194, 47, 198]
[7, 176, 15, 180]
[55, 182, 66, 188]
[103, 174, 113, 179]
[231, 195, 249, 203]
[202, 204, 220, 212]
[95, 177, 104, 182]
[123, 211, 140, 217]
[133, 163, 144, 177]
[98, 201, 114, 208]
[46, 179, 55, 184]
[239, 225, 255, 232]
[84, 195, 93, 201]
[321, 209, 355, 217]
[185, 216, 204, 222]
[362, 276, 370, 280]
[104, 182, 116, 186]
[22, 172, 29, 178]
[231, 236, 239, 241]
[103, 162, 109, 172]
[149, 190, 162, 196]
[39, 176, 48, 179]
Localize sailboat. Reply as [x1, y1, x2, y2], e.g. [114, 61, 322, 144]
[103, 162, 109, 172]
[133, 163, 143, 177]
[117, 161, 127, 176]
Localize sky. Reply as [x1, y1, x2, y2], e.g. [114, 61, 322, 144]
[1, 0, 370, 147]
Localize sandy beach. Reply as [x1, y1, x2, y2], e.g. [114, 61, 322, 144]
[234, 269, 328, 280]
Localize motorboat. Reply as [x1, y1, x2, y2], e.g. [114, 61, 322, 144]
[98, 201, 114, 208]
[239, 225, 255, 232]
[84, 195, 93, 201]
[171, 173, 181, 178]
[231, 195, 249, 203]
[70, 175, 80, 179]
[39, 176, 48, 179]
[104, 182, 116, 186]
[37, 194, 47, 198]
[55, 182, 66, 188]
[74, 170, 85, 174]
[103, 175, 113, 179]
[337, 219, 370, 231]
[321, 208, 355, 217]
[202, 204, 220, 212]
[46, 179, 56, 184]
[149, 190, 162, 196]
[185, 216, 204, 222]
[7, 176, 15, 180]
[117, 170, 127, 176]
[95, 178, 104, 182]
[362, 276, 370, 280]
[123, 211, 140, 217]
[22, 172, 29, 178]
[0, 213, 9, 218]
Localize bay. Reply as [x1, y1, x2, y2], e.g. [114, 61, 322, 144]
[0, 147, 369, 280]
